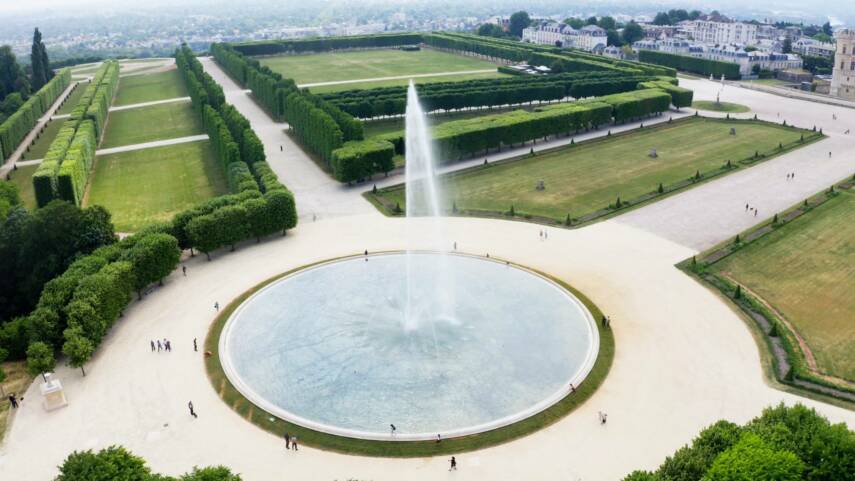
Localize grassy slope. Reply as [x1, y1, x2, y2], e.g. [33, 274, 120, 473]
[100, 101, 201, 149]
[87, 140, 227, 231]
[376, 118, 805, 220]
[0, 361, 31, 440]
[260, 49, 499, 85]
[712, 191, 855, 381]
[20, 119, 64, 161]
[56, 83, 87, 115]
[5, 164, 39, 210]
[308, 71, 507, 94]
[114, 69, 188, 106]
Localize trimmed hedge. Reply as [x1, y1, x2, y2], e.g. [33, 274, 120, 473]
[230, 33, 424, 56]
[638, 80, 694, 109]
[638, 50, 741, 80]
[0, 68, 71, 161]
[56, 120, 96, 205]
[331, 139, 396, 183]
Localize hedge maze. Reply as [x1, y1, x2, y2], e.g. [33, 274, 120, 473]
[0, 68, 71, 162]
[32, 61, 118, 207]
[213, 32, 691, 184]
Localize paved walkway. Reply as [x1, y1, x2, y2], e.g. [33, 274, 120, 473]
[15, 134, 210, 166]
[298, 69, 498, 88]
[200, 57, 376, 220]
[1, 69, 853, 481]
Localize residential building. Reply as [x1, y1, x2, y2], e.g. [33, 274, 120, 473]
[830, 29, 855, 100]
[681, 20, 758, 46]
[521, 22, 606, 51]
[792, 38, 836, 58]
[634, 40, 801, 76]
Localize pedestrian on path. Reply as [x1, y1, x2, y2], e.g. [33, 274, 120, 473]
[164, 339, 171, 352]
[449, 456, 457, 471]
[285, 432, 291, 449]
[193, 338, 197, 352]
[189, 401, 197, 418]
[829, 151, 832, 158]
[291, 437, 298, 451]
[390, 424, 396, 436]
[745, 203, 749, 212]
[157, 340, 162, 352]
[755, 209, 758, 217]
[280, 145, 283, 152]
[151, 340, 155, 352]
[214, 301, 219, 312]
[182, 265, 187, 276]
[8, 394, 18, 409]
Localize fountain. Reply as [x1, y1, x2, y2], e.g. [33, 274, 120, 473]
[217, 82, 599, 440]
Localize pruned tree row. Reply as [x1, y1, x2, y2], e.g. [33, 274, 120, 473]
[0, 68, 71, 161]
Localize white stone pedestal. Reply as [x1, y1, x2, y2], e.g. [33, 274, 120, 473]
[39, 373, 68, 411]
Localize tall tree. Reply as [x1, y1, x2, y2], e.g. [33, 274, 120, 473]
[30, 29, 48, 90]
[782, 36, 793, 54]
[509, 11, 531, 37]
[822, 21, 833, 36]
[598, 16, 617, 30]
[622, 22, 644, 44]
[565, 17, 585, 29]
[0, 46, 29, 100]
[586, 16, 598, 26]
[653, 12, 672, 25]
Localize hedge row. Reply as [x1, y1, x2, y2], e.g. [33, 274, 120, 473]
[638, 80, 694, 109]
[378, 89, 670, 162]
[0, 68, 71, 161]
[230, 33, 424, 56]
[638, 50, 741, 80]
[331, 139, 396, 183]
[32, 61, 119, 207]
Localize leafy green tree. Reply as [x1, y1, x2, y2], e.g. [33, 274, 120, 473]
[653, 12, 672, 25]
[705, 433, 804, 481]
[782, 37, 793, 54]
[688, 10, 702, 20]
[607, 29, 623, 47]
[55, 446, 152, 481]
[586, 16, 598, 26]
[657, 420, 743, 481]
[822, 21, 833, 36]
[62, 332, 94, 376]
[180, 466, 243, 481]
[1, 92, 23, 117]
[509, 11, 532, 37]
[26, 341, 54, 381]
[25, 306, 61, 347]
[622, 22, 644, 44]
[121, 233, 180, 298]
[598, 16, 617, 30]
[477, 24, 505, 38]
[0, 347, 7, 396]
[668, 9, 690, 22]
[813, 33, 832, 43]
[565, 17, 585, 29]
[622, 471, 662, 481]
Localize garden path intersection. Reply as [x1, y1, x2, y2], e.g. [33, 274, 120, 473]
[0, 68, 854, 481]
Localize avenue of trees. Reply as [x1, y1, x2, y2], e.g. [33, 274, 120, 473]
[320, 70, 665, 119]
[32, 61, 117, 207]
[639, 50, 742, 80]
[622, 404, 854, 481]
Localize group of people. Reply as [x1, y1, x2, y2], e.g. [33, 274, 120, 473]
[785, 172, 796, 180]
[539, 229, 549, 240]
[151, 338, 173, 352]
[283, 432, 299, 451]
[745, 203, 759, 217]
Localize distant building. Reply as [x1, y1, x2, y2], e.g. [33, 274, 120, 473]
[522, 22, 606, 51]
[634, 40, 801, 76]
[792, 38, 836, 58]
[639, 24, 679, 40]
[681, 20, 758, 46]
[830, 29, 855, 100]
[602, 45, 625, 59]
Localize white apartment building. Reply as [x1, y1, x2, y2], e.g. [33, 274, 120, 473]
[830, 29, 855, 100]
[681, 20, 758, 46]
[522, 23, 607, 51]
[792, 38, 836, 58]
[634, 40, 802, 76]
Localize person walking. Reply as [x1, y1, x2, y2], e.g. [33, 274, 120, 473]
[291, 436, 298, 451]
[449, 456, 457, 471]
[745, 203, 749, 212]
[602, 412, 608, 424]
[755, 209, 758, 217]
[284, 432, 291, 450]
[165, 339, 171, 352]
[214, 302, 219, 312]
[390, 424, 396, 436]
[150, 340, 155, 352]
[193, 338, 198, 352]
[280, 145, 283, 152]
[182, 265, 187, 277]
[188, 401, 197, 418]
[157, 340, 162, 352]
[8, 394, 18, 409]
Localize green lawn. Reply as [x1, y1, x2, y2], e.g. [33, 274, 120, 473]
[374, 118, 807, 221]
[363, 106, 534, 138]
[4, 164, 38, 210]
[711, 191, 855, 381]
[114, 69, 188, 106]
[101, 101, 201, 149]
[692, 101, 751, 113]
[87, 140, 227, 231]
[260, 49, 499, 85]
[21, 119, 64, 161]
[308, 71, 507, 94]
[56, 82, 87, 115]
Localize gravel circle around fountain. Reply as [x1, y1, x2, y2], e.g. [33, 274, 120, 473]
[205, 252, 614, 456]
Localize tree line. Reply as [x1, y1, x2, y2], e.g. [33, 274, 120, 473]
[639, 50, 742, 80]
[0, 68, 71, 162]
[32, 61, 118, 207]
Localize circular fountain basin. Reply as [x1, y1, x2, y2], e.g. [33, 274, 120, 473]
[220, 252, 599, 440]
